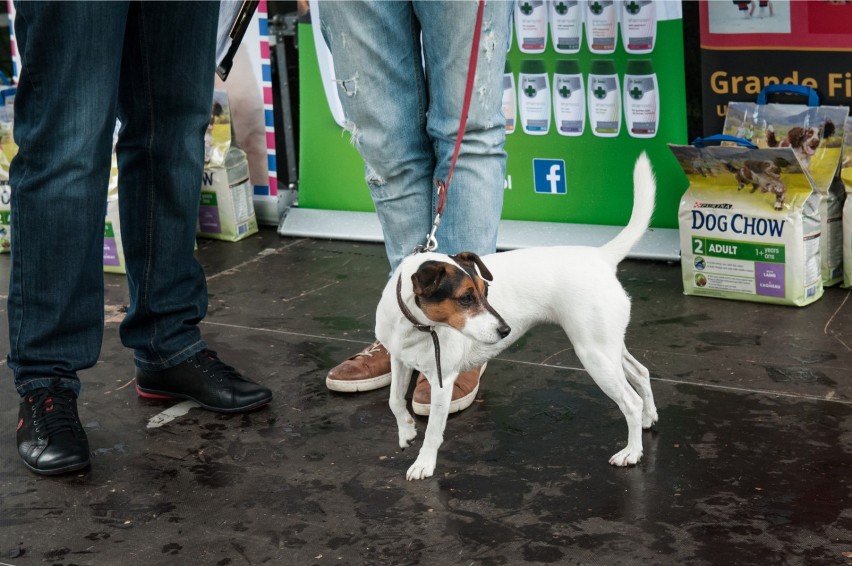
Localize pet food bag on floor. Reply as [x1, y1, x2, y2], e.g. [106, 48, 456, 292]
[670, 135, 824, 306]
[722, 85, 848, 286]
[841, 119, 852, 287]
[103, 154, 125, 274]
[0, 87, 17, 253]
[197, 90, 258, 242]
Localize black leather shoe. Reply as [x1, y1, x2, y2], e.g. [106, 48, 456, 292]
[135, 349, 272, 413]
[17, 380, 90, 475]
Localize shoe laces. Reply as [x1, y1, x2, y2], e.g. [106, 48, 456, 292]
[27, 382, 83, 439]
[189, 349, 250, 384]
[353, 341, 384, 359]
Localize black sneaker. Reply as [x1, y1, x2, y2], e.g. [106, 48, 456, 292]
[17, 380, 91, 475]
[135, 349, 272, 413]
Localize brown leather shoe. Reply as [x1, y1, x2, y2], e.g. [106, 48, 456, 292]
[411, 364, 486, 416]
[326, 341, 392, 392]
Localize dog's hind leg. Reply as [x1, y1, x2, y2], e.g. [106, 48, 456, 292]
[622, 347, 658, 429]
[574, 342, 645, 467]
[389, 356, 417, 449]
[406, 373, 456, 480]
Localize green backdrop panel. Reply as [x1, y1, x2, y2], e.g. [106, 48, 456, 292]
[298, 18, 688, 230]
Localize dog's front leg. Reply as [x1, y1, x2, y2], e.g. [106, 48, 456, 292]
[389, 356, 417, 449]
[406, 372, 457, 481]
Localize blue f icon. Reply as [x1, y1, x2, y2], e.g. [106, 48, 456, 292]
[533, 159, 567, 194]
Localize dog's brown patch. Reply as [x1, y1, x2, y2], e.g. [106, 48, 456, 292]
[411, 260, 491, 333]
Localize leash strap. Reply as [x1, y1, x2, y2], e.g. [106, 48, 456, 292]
[419, 0, 485, 253]
[395, 275, 443, 389]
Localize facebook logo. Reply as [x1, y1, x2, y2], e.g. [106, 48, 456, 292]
[533, 159, 567, 194]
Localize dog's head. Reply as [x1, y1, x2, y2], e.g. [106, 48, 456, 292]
[410, 252, 511, 344]
[785, 126, 821, 156]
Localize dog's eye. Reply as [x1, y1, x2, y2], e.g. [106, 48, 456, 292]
[458, 291, 476, 307]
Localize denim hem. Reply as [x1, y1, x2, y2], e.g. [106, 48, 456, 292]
[133, 340, 207, 371]
[15, 377, 81, 398]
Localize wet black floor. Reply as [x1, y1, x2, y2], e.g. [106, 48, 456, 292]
[1, 227, 851, 565]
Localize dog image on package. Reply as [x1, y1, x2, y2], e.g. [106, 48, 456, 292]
[377, 154, 658, 481]
[723, 101, 847, 286]
[671, 143, 823, 306]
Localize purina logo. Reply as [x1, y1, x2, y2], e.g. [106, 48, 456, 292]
[694, 202, 733, 209]
[533, 159, 567, 194]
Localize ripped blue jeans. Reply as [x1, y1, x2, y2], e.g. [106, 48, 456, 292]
[320, 0, 512, 273]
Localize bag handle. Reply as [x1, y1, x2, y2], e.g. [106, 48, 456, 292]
[756, 84, 820, 107]
[691, 135, 757, 149]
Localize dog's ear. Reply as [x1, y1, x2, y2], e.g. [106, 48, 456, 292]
[411, 262, 446, 298]
[787, 127, 805, 147]
[451, 252, 493, 282]
[823, 119, 836, 139]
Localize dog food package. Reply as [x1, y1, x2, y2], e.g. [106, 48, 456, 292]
[670, 142, 824, 306]
[0, 87, 17, 253]
[103, 155, 125, 274]
[197, 90, 258, 242]
[721, 86, 848, 286]
[841, 119, 852, 287]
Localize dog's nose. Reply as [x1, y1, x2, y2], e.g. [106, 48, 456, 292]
[497, 324, 511, 339]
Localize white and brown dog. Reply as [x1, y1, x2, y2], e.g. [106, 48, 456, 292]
[376, 153, 659, 480]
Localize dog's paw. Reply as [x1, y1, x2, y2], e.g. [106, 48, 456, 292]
[609, 446, 643, 467]
[406, 455, 437, 481]
[642, 409, 659, 430]
[398, 418, 417, 449]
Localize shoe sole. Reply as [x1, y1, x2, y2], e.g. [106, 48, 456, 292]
[23, 458, 90, 476]
[326, 372, 391, 393]
[411, 364, 486, 416]
[412, 383, 479, 416]
[136, 383, 272, 414]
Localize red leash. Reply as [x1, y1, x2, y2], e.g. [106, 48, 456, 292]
[420, 0, 485, 252]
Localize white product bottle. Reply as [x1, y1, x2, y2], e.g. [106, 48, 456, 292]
[515, 0, 548, 54]
[620, 0, 656, 54]
[549, 0, 583, 54]
[553, 59, 585, 136]
[585, 0, 618, 54]
[623, 59, 659, 138]
[518, 59, 551, 135]
[502, 60, 517, 134]
[587, 59, 621, 137]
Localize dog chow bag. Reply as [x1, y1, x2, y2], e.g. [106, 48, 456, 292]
[841, 119, 852, 288]
[0, 87, 16, 254]
[197, 89, 258, 242]
[670, 143, 823, 307]
[722, 87, 848, 286]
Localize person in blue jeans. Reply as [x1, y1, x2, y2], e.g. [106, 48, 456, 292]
[9, 1, 272, 476]
[321, 1, 512, 416]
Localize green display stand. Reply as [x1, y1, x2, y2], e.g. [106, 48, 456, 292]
[284, 14, 688, 259]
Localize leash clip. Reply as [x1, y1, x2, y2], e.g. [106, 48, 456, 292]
[425, 213, 441, 252]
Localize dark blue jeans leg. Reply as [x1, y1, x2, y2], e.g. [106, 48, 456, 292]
[8, 1, 129, 397]
[115, 1, 219, 371]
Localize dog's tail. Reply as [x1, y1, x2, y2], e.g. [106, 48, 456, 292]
[600, 152, 656, 265]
